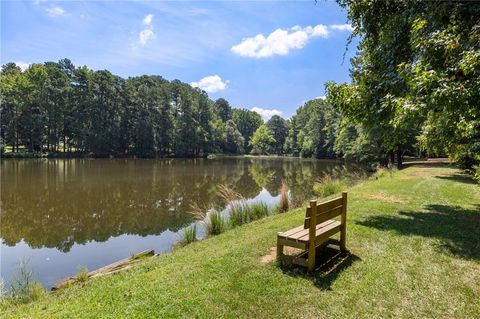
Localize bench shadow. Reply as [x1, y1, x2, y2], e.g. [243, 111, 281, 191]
[357, 204, 480, 260]
[280, 246, 361, 291]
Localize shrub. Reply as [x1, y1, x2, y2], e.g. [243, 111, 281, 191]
[473, 165, 480, 184]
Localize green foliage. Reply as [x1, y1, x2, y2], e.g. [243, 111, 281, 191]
[0, 60, 256, 157]
[214, 98, 232, 122]
[285, 98, 339, 158]
[265, 115, 289, 154]
[232, 109, 263, 152]
[471, 165, 480, 184]
[249, 124, 275, 155]
[329, 0, 480, 168]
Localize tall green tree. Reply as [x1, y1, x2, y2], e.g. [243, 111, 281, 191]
[232, 109, 263, 152]
[249, 124, 275, 155]
[332, 0, 480, 167]
[265, 115, 288, 155]
[214, 98, 232, 122]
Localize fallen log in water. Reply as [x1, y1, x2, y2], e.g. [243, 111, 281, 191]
[52, 249, 155, 291]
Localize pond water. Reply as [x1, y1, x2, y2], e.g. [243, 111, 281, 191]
[1, 157, 352, 289]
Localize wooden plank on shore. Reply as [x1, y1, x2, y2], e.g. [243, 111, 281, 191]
[52, 249, 154, 291]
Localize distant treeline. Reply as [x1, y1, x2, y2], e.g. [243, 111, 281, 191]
[0, 59, 362, 160]
[0, 60, 264, 157]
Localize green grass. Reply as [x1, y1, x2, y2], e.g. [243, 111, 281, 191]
[2, 165, 479, 318]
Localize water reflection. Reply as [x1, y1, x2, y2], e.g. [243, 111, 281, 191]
[1, 157, 349, 287]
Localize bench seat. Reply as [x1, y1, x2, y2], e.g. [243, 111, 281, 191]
[277, 220, 341, 249]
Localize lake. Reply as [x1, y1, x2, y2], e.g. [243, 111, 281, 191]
[1, 157, 351, 289]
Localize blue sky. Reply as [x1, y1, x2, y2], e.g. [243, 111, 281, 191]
[1, 1, 357, 119]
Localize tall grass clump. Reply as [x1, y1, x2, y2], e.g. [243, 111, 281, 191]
[180, 224, 197, 246]
[372, 165, 397, 179]
[279, 179, 289, 212]
[217, 185, 248, 227]
[228, 201, 249, 227]
[313, 174, 346, 198]
[208, 209, 224, 235]
[190, 203, 225, 236]
[76, 265, 89, 283]
[313, 166, 368, 198]
[8, 260, 45, 304]
[246, 201, 270, 221]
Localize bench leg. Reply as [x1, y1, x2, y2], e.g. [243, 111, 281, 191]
[276, 243, 284, 262]
[307, 244, 316, 272]
[340, 228, 346, 251]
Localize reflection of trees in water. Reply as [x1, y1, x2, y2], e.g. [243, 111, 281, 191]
[0, 158, 354, 252]
[0, 159, 259, 252]
[247, 158, 349, 198]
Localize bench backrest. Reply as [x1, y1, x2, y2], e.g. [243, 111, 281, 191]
[304, 192, 347, 229]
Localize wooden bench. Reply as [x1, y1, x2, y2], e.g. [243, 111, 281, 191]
[277, 192, 347, 271]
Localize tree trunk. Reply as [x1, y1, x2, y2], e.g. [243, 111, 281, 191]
[389, 151, 395, 166]
[396, 149, 403, 169]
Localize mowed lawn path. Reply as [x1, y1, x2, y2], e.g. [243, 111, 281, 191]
[3, 165, 480, 318]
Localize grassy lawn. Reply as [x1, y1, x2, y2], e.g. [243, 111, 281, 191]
[2, 165, 479, 318]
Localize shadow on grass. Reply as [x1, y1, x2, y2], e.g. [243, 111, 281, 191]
[435, 174, 477, 185]
[280, 246, 361, 291]
[357, 204, 480, 260]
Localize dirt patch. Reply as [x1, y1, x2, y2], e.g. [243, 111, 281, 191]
[260, 246, 304, 263]
[260, 247, 277, 263]
[365, 193, 407, 203]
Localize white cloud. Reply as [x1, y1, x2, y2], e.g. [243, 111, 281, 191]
[330, 24, 354, 32]
[190, 75, 228, 93]
[315, 96, 326, 100]
[46, 5, 65, 17]
[231, 23, 355, 58]
[143, 14, 154, 26]
[250, 107, 283, 121]
[139, 29, 155, 45]
[139, 14, 155, 45]
[14, 62, 30, 71]
[231, 24, 329, 58]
